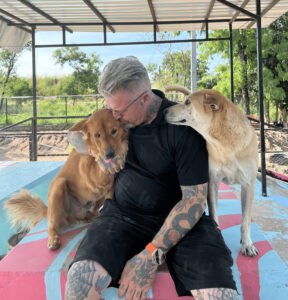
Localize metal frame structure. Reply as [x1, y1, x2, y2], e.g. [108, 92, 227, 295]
[0, 0, 277, 196]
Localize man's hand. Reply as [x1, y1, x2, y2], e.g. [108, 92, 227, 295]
[118, 249, 158, 300]
[98, 155, 125, 175]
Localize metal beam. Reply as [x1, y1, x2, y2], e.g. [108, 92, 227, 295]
[34, 36, 231, 49]
[0, 8, 31, 27]
[13, 18, 254, 27]
[201, 0, 215, 31]
[0, 15, 32, 34]
[147, 0, 159, 32]
[17, 0, 73, 33]
[230, 0, 250, 23]
[82, 0, 115, 33]
[256, 0, 267, 196]
[247, 0, 280, 28]
[229, 23, 234, 103]
[31, 27, 37, 161]
[216, 0, 257, 19]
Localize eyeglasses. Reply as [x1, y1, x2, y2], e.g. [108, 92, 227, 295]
[106, 90, 147, 117]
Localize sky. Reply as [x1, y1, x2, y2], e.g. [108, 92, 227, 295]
[15, 30, 219, 78]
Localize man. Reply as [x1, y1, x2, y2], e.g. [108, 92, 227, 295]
[65, 56, 238, 300]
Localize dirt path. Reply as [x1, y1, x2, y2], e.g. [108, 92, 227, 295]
[1, 127, 288, 175]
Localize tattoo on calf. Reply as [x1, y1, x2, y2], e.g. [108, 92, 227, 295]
[192, 288, 238, 300]
[65, 261, 111, 300]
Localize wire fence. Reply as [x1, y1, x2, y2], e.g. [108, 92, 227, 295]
[0, 95, 106, 126]
[0, 92, 186, 160]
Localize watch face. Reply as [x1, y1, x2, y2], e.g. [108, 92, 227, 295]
[152, 249, 166, 265]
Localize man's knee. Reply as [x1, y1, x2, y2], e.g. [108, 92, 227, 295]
[65, 260, 112, 300]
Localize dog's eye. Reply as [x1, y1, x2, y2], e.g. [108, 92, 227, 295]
[185, 99, 191, 105]
[111, 129, 117, 135]
[95, 133, 101, 138]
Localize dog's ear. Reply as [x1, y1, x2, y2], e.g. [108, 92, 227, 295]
[69, 118, 89, 142]
[69, 119, 87, 132]
[203, 93, 222, 111]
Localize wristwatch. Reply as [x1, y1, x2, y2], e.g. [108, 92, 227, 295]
[145, 243, 166, 265]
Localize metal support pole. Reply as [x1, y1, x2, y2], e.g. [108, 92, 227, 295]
[229, 23, 234, 103]
[190, 31, 197, 92]
[31, 27, 37, 161]
[256, 0, 267, 196]
[103, 24, 107, 44]
[5, 98, 8, 124]
[65, 96, 68, 124]
[62, 27, 66, 45]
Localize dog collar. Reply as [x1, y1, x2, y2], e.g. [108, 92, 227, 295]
[88, 146, 100, 161]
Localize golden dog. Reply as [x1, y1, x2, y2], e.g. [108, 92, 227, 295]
[164, 86, 258, 256]
[4, 109, 128, 250]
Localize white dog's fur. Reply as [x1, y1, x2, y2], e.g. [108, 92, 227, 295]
[164, 86, 259, 256]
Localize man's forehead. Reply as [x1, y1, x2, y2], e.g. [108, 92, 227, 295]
[105, 91, 131, 105]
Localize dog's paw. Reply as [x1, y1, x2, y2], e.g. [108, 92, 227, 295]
[241, 244, 259, 257]
[48, 235, 61, 250]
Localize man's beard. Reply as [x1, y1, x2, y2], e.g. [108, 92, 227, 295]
[125, 122, 136, 128]
[120, 119, 135, 128]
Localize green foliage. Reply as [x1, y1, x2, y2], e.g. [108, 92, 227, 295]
[53, 47, 102, 94]
[5, 77, 32, 96]
[148, 49, 209, 91]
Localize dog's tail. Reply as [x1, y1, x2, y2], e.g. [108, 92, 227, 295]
[165, 85, 191, 96]
[4, 189, 47, 231]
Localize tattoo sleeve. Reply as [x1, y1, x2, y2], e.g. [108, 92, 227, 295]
[151, 183, 207, 252]
[65, 260, 111, 300]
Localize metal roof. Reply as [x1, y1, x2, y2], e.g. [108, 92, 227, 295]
[0, 0, 287, 51]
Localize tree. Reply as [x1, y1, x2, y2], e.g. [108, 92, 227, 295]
[262, 12, 288, 127]
[53, 47, 102, 94]
[198, 29, 257, 115]
[0, 43, 31, 110]
[147, 49, 210, 93]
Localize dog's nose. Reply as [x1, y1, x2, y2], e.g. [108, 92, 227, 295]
[104, 149, 115, 159]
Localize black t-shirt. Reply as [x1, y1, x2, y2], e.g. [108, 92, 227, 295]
[114, 90, 208, 218]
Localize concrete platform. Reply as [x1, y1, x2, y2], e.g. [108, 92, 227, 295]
[0, 161, 287, 300]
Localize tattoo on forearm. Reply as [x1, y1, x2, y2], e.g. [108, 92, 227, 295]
[153, 183, 207, 252]
[65, 260, 111, 300]
[192, 288, 238, 300]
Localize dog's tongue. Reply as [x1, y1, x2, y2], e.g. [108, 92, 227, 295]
[104, 159, 112, 164]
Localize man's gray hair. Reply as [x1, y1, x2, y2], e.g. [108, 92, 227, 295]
[98, 56, 151, 96]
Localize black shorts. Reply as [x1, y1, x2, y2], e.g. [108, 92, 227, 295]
[71, 199, 237, 297]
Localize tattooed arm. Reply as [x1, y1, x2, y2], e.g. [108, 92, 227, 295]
[118, 183, 207, 300]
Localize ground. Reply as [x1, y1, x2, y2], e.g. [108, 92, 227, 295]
[0, 125, 288, 176]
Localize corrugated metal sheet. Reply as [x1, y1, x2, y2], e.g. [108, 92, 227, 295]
[0, 0, 287, 51]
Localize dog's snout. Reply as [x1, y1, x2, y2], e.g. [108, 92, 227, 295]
[104, 149, 115, 159]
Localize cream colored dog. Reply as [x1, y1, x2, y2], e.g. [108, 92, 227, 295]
[164, 86, 258, 257]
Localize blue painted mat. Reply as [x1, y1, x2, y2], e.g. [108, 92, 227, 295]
[0, 161, 287, 299]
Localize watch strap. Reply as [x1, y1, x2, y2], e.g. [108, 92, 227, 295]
[145, 242, 157, 255]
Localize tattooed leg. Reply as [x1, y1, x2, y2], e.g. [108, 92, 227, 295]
[191, 288, 238, 300]
[65, 260, 112, 300]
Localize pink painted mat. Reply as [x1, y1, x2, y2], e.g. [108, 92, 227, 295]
[0, 183, 287, 300]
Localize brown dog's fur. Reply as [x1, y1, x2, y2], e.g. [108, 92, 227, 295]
[4, 109, 128, 250]
[164, 86, 259, 256]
